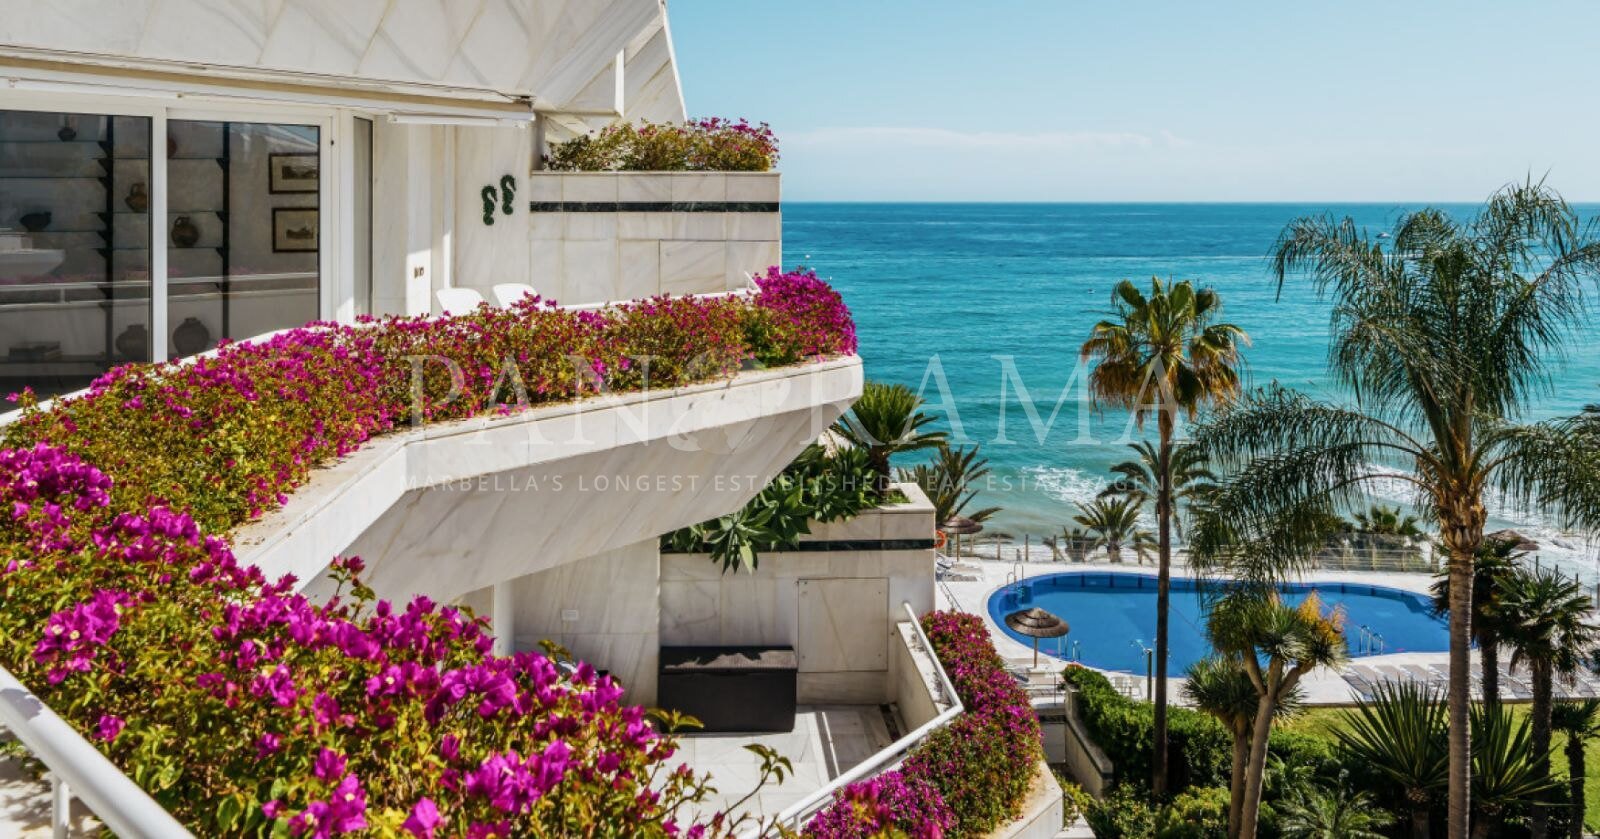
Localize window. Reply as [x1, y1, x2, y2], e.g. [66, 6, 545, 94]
[0, 110, 153, 399]
[165, 120, 320, 356]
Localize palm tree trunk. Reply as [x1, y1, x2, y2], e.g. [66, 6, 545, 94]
[1445, 539, 1477, 839]
[1480, 629, 1499, 709]
[1531, 663, 1554, 839]
[1152, 415, 1174, 798]
[1238, 690, 1277, 839]
[1567, 733, 1585, 839]
[1409, 803, 1430, 839]
[1228, 726, 1248, 839]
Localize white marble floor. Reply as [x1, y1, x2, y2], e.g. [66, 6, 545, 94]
[664, 704, 895, 827]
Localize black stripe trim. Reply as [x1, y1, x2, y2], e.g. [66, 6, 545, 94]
[662, 538, 936, 555]
[529, 201, 779, 213]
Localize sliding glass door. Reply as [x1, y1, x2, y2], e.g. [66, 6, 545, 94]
[164, 119, 320, 355]
[0, 109, 153, 398]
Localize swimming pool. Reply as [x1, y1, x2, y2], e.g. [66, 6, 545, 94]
[986, 571, 1448, 674]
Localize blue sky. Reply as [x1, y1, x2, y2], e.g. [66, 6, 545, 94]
[669, 1, 1600, 202]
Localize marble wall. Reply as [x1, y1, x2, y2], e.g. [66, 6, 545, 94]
[659, 483, 937, 705]
[460, 539, 661, 703]
[235, 358, 862, 603]
[528, 172, 782, 303]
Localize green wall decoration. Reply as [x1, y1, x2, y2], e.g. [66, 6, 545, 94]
[480, 185, 497, 225]
[480, 174, 518, 226]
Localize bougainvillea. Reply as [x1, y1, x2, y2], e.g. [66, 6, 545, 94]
[801, 771, 954, 839]
[0, 273, 854, 836]
[544, 118, 779, 172]
[804, 611, 1042, 838]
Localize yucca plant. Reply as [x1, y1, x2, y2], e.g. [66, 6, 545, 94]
[1471, 702, 1558, 839]
[1207, 592, 1347, 839]
[835, 381, 945, 495]
[1184, 655, 1303, 836]
[1333, 680, 1448, 839]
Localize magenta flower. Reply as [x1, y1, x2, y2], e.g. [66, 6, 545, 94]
[94, 714, 125, 743]
[402, 797, 442, 838]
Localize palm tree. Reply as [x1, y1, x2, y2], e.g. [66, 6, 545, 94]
[1071, 497, 1154, 564]
[1051, 525, 1095, 563]
[1552, 698, 1600, 839]
[1471, 702, 1558, 839]
[898, 443, 1000, 526]
[1347, 503, 1424, 538]
[1428, 537, 1522, 707]
[1277, 781, 1394, 839]
[1100, 439, 1218, 541]
[1206, 591, 1347, 838]
[1080, 276, 1247, 797]
[834, 381, 945, 495]
[1190, 182, 1600, 838]
[1333, 680, 1449, 839]
[1487, 566, 1600, 839]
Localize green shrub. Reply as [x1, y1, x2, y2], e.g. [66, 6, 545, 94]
[1086, 783, 1158, 839]
[545, 118, 778, 172]
[1054, 772, 1093, 826]
[1157, 786, 1230, 839]
[1061, 665, 1344, 798]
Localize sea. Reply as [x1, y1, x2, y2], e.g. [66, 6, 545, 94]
[783, 202, 1600, 580]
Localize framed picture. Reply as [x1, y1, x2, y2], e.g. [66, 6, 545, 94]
[268, 152, 319, 194]
[272, 208, 319, 253]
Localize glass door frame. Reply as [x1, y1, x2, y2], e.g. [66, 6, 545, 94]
[1, 90, 350, 362]
[163, 103, 337, 354]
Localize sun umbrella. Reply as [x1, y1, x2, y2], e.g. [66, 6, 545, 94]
[1005, 606, 1070, 667]
[942, 516, 983, 561]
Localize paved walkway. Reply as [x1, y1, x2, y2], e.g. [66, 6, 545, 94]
[664, 705, 895, 826]
[0, 728, 98, 837]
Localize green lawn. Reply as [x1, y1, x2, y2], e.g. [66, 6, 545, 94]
[1285, 706, 1600, 831]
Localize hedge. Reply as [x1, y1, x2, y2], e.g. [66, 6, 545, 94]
[1061, 666, 1343, 796]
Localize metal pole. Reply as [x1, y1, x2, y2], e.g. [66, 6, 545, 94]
[51, 773, 68, 839]
[1145, 647, 1154, 701]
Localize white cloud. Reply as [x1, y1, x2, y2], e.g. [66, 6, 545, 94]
[786, 126, 1191, 153]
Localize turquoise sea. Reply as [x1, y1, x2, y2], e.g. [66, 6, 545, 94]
[784, 203, 1600, 565]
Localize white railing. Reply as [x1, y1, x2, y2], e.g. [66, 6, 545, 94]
[753, 602, 965, 836]
[0, 663, 193, 838]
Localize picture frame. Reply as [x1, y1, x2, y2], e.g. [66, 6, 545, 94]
[271, 207, 319, 253]
[268, 152, 319, 194]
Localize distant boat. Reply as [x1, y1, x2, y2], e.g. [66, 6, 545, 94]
[1377, 232, 1391, 239]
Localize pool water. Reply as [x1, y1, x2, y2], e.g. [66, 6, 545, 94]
[986, 571, 1448, 674]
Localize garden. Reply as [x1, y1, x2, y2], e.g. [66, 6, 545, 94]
[1048, 183, 1600, 839]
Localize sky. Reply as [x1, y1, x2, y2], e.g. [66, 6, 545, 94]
[668, 1, 1600, 202]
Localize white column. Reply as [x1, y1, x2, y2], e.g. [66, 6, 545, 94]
[491, 580, 514, 657]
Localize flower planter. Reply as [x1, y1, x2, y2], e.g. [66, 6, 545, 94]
[527, 171, 782, 303]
